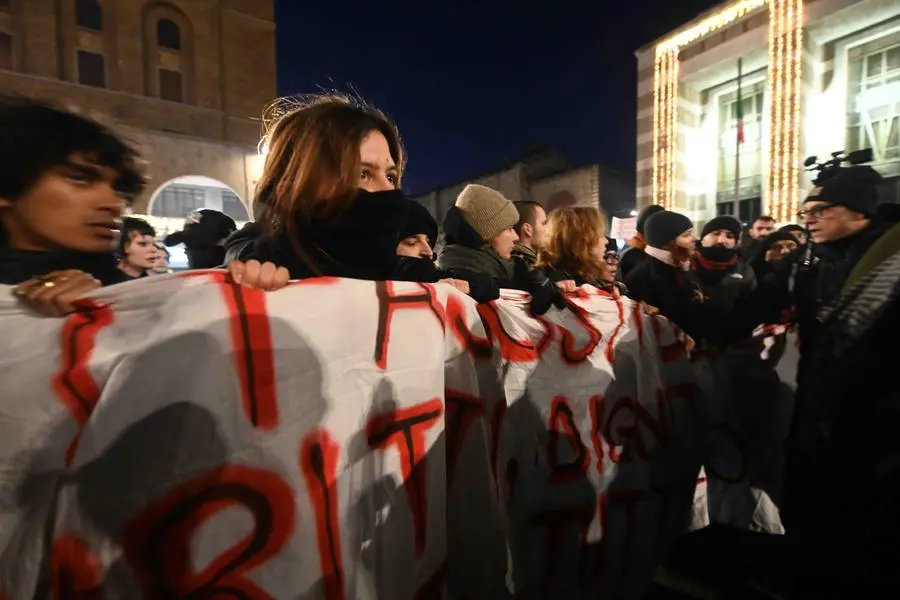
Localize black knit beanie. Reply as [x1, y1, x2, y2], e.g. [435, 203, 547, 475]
[701, 215, 742, 239]
[636, 204, 665, 235]
[400, 200, 438, 247]
[804, 165, 882, 217]
[778, 224, 806, 240]
[644, 211, 694, 248]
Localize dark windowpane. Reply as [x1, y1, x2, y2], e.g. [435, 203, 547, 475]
[222, 191, 249, 220]
[77, 50, 105, 88]
[76, 0, 102, 31]
[157, 19, 181, 50]
[0, 33, 12, 71]
[159, 68, 182, 102]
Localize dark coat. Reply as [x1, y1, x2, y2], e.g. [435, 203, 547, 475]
[0, 248, 128, 286]
[624, 252, 708, 341]
[438, 206, 564, 313]
[221, 190, 409, 281]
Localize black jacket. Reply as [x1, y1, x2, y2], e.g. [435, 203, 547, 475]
[0, 248, 128, 286]
[438, 206, 564, 314]
[780, 243, 900, 596]
[624, 252, 708, 341]
[221, 190, 409, 281]
[540, 265, 628, 297]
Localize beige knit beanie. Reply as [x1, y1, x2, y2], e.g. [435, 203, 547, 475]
[454, 184, 520, 242]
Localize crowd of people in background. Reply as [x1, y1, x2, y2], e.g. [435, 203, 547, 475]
[1, 92, 899, 598]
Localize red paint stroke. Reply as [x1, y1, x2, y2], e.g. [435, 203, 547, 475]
[366, 398, 443, 556]
[444, 390, 486, 487]
[217, 282, 279, 430]
[375, 281, 446, 370]
[122, 464, 295, 599]
[51, 303, 115, 466]
[51, 535, 101, 600]
[547, 396, 589, 482]
[300, 429, 345, 600]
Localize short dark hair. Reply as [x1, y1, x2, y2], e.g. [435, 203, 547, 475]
[754, 215, 775, 224]
[0, 96, 146, 203]
[513, 200, 544, 236]
[119, 217, 156, 253]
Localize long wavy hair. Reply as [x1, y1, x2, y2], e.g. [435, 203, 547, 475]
[254, 93, 405, 233]
[535, 206, 609, 282]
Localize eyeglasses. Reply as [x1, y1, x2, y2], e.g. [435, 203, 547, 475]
[796, 203, 835, 220]
[603, 252, 620, 265]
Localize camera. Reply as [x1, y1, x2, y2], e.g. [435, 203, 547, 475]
[803, 148, 873, 185]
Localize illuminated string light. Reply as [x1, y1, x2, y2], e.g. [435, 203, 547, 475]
[651, 0, 803, 218]
[766, 0, 803, 223]
[789, 0, 803, 223]
[657, 0, 769, 52]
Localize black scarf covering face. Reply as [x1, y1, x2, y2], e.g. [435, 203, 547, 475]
[260, 188, 410, 281]
[0, 247, 128, 286]
[694, 245, 739, 269]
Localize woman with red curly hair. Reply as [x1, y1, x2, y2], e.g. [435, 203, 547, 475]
[534, 206, 625, 296]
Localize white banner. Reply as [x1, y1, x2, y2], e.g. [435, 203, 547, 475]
[609, 217, 637, 241]
[0, 273, 702, 599]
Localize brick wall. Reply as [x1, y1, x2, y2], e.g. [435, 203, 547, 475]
[0, 0, 274, 144]
[530, 165, 600, 212]
[0, 0, 276, 217]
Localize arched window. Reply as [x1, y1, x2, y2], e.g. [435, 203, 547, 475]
[75, 0, 102, 31]
[157, 18, 180, 51]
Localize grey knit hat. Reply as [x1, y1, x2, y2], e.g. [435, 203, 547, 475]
[455, 184, 520, 242]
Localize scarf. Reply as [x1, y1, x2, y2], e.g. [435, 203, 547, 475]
[262, 189, 410, 281]
[645, 245, 690, 270]
[512, 243, 537, 267]
[438, 244, 515, 281]
[693, 246, 739, 271]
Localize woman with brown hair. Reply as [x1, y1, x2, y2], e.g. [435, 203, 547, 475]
[534, 206, 623, 295]
[226, 94, 412, 288]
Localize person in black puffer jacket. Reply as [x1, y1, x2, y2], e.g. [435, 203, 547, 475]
[437, 184, 564, 314]
[624, 210, 708, 341]
[692, 215, 756, 327]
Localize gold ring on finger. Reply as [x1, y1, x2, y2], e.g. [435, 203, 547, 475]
[42, 280, 57, 288]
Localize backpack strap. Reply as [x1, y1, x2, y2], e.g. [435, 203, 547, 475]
[841, 221, 900, 295]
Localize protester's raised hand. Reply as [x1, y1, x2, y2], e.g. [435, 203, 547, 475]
[14, 270, 101, 317]
[439, 278, 470, 295]
[227, 259, 290, 291]
[555, 280, 577, 293]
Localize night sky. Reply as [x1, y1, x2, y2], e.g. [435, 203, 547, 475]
[274, 0, 722, 195]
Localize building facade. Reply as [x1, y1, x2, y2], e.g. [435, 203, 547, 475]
[412, 150, 636, 228]
[0, 0, 275, 222]
[635, 0, 900, 225]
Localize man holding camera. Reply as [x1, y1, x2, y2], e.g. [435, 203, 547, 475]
[729, 156, 900, 596]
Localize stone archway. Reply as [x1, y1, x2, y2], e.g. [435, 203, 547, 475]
[146, 174, 250, 222]
[135, 175, 250, 270]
